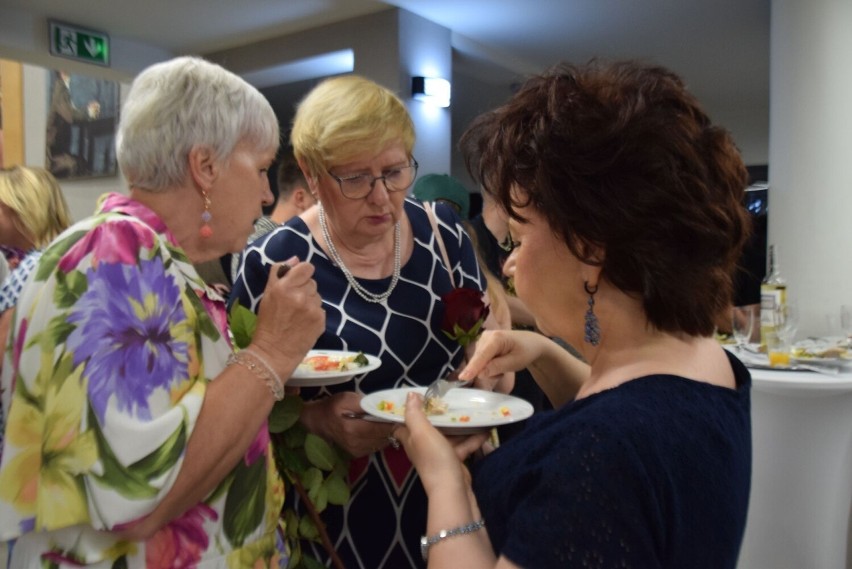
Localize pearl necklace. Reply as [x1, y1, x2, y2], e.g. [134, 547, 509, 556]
[318, 203, 401, 303]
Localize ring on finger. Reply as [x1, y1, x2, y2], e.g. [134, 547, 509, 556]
[387, 435, 400, 450]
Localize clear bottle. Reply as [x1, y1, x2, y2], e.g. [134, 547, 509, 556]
[760, 244, 787, 348]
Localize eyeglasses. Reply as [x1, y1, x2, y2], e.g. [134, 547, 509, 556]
[328, 158, 419, 200]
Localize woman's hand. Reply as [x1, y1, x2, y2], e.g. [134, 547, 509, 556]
[300, 392, 399, 457]
[250, 257, 325, 378]
[395, 392, 488, 495]
[459, 329, 544, 384]
[461, 329, 589, 408]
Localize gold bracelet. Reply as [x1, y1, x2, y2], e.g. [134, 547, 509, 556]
[226, 348, 284, 400]
[420, 519, 485, 561]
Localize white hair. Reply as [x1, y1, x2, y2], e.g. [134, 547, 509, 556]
[116, 56, 279, 191]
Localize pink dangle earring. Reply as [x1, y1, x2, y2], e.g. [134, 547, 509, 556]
[584, 281, 601, 346]
[199, 189, 213, 238]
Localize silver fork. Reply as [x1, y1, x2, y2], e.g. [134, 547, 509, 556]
[423, 369, 470, 403]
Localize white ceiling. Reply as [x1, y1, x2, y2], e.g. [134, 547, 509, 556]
[4, 0, 770, 112]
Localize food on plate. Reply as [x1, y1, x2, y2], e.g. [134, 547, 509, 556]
[791, 343, 850, 360]
[423, 396, 449, 415]
[300, 351, 369, 373]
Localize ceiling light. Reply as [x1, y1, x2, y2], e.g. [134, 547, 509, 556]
[411, 76, 451, 108]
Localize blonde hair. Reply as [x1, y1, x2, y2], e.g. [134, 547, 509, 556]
[0, 165, 72, 248]
[290, 75, 415, 177]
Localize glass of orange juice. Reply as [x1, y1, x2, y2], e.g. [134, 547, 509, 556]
[766, 331, 792, 367]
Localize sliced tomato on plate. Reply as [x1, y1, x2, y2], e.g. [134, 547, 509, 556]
[303, 355, 341, 372]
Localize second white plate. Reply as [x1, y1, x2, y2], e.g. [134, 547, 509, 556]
[360, 386, 534, 434]
[290, 350, 381, 387]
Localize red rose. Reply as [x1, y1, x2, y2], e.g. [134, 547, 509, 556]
[441, 287, 490, 347]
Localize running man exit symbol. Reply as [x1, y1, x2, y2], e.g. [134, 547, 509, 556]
[49, 21, 110, 67]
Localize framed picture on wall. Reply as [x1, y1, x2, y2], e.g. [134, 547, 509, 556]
[0, 59, 25, 168]
[45, 68, 119, 179]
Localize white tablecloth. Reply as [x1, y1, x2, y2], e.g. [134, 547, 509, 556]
[738, 364, 852, 569]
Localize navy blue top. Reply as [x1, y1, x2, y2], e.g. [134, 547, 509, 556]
[229, 198, 486, 568]
[472, 351, 752, 569]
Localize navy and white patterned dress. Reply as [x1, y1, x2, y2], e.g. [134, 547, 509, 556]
[230, 198, 485, 569]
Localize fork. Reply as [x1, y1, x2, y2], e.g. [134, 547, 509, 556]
[423, 369, 471, 403]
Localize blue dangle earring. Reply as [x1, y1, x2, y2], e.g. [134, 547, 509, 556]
[584, 281, 601, 346]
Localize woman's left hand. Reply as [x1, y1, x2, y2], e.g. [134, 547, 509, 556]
[394, 392, 489, 496]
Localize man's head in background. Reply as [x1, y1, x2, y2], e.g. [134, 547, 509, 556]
[269, 157, 317, 224]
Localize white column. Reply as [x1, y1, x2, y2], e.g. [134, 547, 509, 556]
[738, 1, 852, 568]
[768, 0, 852, 337]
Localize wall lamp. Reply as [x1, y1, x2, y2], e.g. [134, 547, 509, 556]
[412, 76, 451, 108]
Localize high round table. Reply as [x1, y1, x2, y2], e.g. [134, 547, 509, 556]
[737, 364, 852, 569]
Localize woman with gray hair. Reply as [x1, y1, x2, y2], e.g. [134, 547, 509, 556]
[0, 56, 325, 567]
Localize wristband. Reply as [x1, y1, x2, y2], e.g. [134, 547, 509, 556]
[420, 519, 485, 561]
[227, 348, 284, 400]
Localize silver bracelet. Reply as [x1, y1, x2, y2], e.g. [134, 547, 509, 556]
[420, 519, 485, 561]
[226, 348, 284, 401]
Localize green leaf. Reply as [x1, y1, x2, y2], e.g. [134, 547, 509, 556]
[324, 472, 350, 506]
[278, 447, 309, 474]
[43, 314, 76, 347]
[89, 405, 170, 498]
[301, 555, 327, 569]
[35, 229, 89, 281]
[281, 423, 308, 448]
[298, 514, 319, 541]
[309, 483, 328, 513]
[52, 269, 87, 309]
[287, 542, 302, 568]
[304, 433, 336, 471]
[283, 509, 301, 540]
[229, 303, 258, 349]
[184, 285, 221, 340]
[301, 467, 322, 492]
[223, 455, 267, 547]
[269, 396, 302, 433]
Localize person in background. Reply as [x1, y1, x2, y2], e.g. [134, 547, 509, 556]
[396, 59, 753, 568]
[268, 156, 318, 225]
[0, 56, 325, 567]
[228, 156, 317, 282]
[0, 166, 72, 311]
[0, 165, 72, 454]
[230, 74, 502, 569]
[412, 172, 471, 220]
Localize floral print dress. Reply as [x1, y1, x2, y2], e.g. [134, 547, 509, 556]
[0, 193, 286, 568]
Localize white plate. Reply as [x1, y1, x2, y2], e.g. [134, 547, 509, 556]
[360, 387, 534, 434]
[791, 355, 852, 368]
[290, 350, 381, 387]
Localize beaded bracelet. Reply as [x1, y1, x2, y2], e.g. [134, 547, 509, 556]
[420, 519, 485, 561]
[226, 348, 284, 401]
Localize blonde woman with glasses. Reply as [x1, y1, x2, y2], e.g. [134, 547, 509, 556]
[230, 75, 503, 569]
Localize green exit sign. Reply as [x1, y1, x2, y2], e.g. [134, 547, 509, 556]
[49, 21, 110, 67]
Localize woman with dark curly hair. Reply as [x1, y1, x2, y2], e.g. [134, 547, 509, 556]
[396, 60, 752, 569]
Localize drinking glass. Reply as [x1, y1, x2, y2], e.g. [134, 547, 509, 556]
[841, 305, 852, 347]
[765, 302, 797, 367]
[775, 301, 799, 345]
[731, 307, 755, 352]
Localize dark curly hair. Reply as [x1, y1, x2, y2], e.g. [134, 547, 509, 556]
[461, 60, 751, 336]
